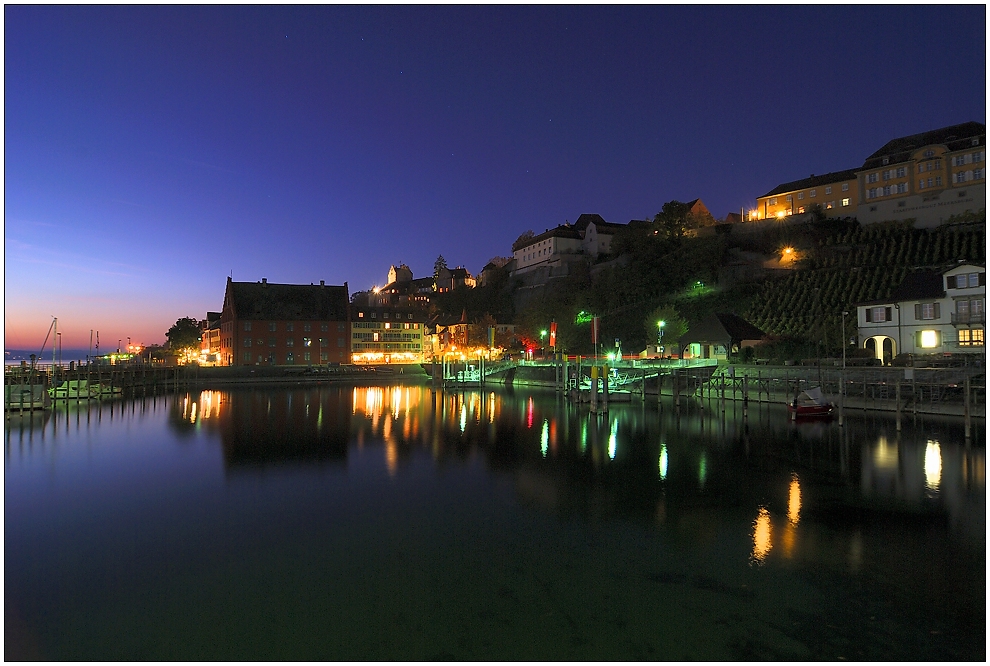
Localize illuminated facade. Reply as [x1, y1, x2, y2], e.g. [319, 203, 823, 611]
[218, 277, 351, 366]
[855, 122, 985, 227]
[350, 305, 427, 364]
[856, 263, 985, 362]
[754, 170, 859, 220]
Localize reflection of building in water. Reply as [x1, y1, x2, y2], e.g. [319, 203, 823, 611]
[215, 389, 350, 468]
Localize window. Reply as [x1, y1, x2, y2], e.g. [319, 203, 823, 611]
[972, 298, 984, 314]
[924, 149, 935, 158]
[934, 159, 941, 169]
[968, 272, 980, 287]
[841, 183, 849, 192]
[244, 322, 252, 331]
[383, 312, 389, 319]
[896, 183, 907, 194]
[769, 197, 777, 205]
[338, 338, 345, 347]
[867, 306, 891, 322]
[268, 322, 276, 332]
[919, 179, 925, 189]
[974, 151, 985, 162]
[935, 176, 942, 186]
[867, 173, 878, 184]
[286, 338, 294, 347]
[867, 188, 876, 199]
[919, 162, 927, 173]
[358, 312, 364, 318]
[882, 157, 889, 165]
[321, 323, 328, 332]
[304, 352, 311, 362]
[975, 169, 984, 180]
[321, 352, 329, 361]
[303, 337, 312, 347]
[918, 330, 939, 348]
[244, 338, 252, 347]
[916, 302, 939, 320]
[883, 185, 892, 196]
[370, 312, 376, 318]
[958, 329, 983, 346]
[955, 172, 967, 184]
[896, 167, 906, 178]
[786, 195, 792, 202]
[841, 198, 850, 207]
[797, 207, 805, 214]
[404, 323, 410, 329]
[809, 189, 817, 197]
[243, 352, 252, 362]
[318, 337, 327, 347]
[798, 192, 804, 200]
[957, 299, 969, 315]
[826, 201, 834, 209]
[825, 186, 832, 195]
[973, 138, 981, 146]
[268, 338, 276, 347]
[286, 352, 294, 364]
[338, 323, 345, 332]
[286, 323, 294, 332]
[304, 323, 311, 332]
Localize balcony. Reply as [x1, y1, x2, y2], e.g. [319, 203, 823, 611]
[951, 312, 985, 326]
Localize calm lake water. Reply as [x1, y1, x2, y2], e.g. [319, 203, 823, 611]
[5, 384, 985, 660]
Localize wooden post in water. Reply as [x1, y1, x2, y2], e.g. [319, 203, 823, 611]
[895, 381, 901, 432]
[838, 369, 844, 427]
[742, 375, 748, 420]
[673, 369, 680, 408]
[964, 376, 971, 442]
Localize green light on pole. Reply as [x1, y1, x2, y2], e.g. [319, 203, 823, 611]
[540, 330, 547, 339]
[657, 320, 666, 350]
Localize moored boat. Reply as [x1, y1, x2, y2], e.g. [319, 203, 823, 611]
[787, 387, 835, 418]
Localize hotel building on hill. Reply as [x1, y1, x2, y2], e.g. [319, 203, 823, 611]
[753, 122, 984, 227]
[218, 278, 351, 367]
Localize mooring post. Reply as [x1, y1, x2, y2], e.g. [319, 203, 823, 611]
[743, 375, 748, 420]
[964, 376, 972, 442]
[895, 381, 901, 431]
[674, 369, 680, 408]
[590, 365, 598, 413]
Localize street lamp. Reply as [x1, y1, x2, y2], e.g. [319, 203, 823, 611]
[841, 311, 848, 369]
[657, 320, 666, 355]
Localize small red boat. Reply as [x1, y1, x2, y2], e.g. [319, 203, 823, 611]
[788, 388, 835, 419]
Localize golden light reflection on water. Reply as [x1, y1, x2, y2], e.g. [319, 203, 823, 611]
[873, 435, 898, 469]
[924, 439, 942, 493]
[751, 506, 772, 565]
[788, 474, 801, 525]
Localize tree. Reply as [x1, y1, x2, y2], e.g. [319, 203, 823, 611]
[512, 230, 534, 250]
[166, 317, 202, 352]
[645, 305, 687, 353]
[433, 255, 448, 281]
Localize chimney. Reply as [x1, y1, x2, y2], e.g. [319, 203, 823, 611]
[262, 278, 267, 284]
[320, 280, 325, 286]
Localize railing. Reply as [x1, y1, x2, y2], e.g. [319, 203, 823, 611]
[951, 312, 985, 325]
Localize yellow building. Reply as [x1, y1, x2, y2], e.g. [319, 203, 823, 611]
[754, 170, 859, 220]
[856, 121, 985, 226]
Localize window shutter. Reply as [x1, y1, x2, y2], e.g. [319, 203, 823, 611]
[980, 272, 986, 287]
[865, 308, 873, 322]
[914, 304, 922, 320]
[934, 303, 940, 319]
[885, 307, 892, 322]
[947, 275, 956, 289]
[935, 330, 941, 346]
[914, 331, 922, 347]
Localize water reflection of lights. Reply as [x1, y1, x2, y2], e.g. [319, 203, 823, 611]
[541, 420, 549, 457]
[924, 440, 942, 493]
[608, 419, 618, 460]
[698, 453, 707, 489]
[460, 404, 467, 433]
[873, 435, 898, 469]
[787, 474, 801, 525]
[580, 420, 588, 454]
[489, 392, 496, 424]
[658, 444, 668, 480]
[527, 397, 534, 429]
[751, 507, 772, 565]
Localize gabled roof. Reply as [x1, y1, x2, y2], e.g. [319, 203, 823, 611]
[572, 213, 607, 233]
[587, 220, 626, 234]
[684, 312, 765, 344]
[226, 279, 349, 321]
[861, 121, 985, 169]
[760, 169, 859, 198]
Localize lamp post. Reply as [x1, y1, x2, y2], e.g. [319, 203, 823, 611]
[657, 320, 666, 356]
[540, 329, 547, 357]
[841, 311, 848, 369]
[118, 339, 122, 354]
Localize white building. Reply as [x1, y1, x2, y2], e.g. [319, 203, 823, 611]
[857, 263, 985, 362]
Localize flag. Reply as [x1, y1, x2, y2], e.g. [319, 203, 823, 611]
[591, 316, 600, 344]
[549, 321, 557, 349]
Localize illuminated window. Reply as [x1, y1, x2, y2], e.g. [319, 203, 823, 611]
[841, 198, 850, 207]
[304, 352, 311, 362]
[826, 201, 834, 209]
[358, 312, 364, 318]
[384, 322, 390, 329]
[373, 332, 379, 342]
[973, 329, 985, 346]
[769, 197, 777, 205]
[958, 329, 971, 346]
[919, 330, 939, 348]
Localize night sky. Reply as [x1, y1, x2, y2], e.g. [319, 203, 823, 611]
[5, 5, 985, 349]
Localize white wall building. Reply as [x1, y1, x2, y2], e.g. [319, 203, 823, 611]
[857, 263, 985, 362]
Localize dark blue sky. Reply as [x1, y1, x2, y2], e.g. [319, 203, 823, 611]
[5, 5, 985, 347]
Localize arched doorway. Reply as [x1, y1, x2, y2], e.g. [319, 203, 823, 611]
[865, 336, 896, 364]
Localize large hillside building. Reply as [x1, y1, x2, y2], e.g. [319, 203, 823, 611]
[753, 122, 985, 227]
[218, 278, 351, 366]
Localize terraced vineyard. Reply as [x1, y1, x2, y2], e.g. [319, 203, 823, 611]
[746, 222, 985, 352]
